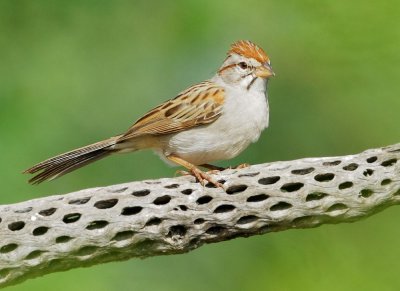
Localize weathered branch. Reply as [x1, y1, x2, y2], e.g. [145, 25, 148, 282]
[1, 144, 399, 288]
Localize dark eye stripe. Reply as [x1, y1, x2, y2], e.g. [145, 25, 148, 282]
[218, 62, 252, 74]
[217, 63, 236, 74]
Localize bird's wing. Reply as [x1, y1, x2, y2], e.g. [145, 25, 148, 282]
[117, 81, 225, 140]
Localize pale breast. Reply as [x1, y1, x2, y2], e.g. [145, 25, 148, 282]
[160, 85, 269, 165]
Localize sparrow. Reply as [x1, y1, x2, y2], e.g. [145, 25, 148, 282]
[24, 40, 274, 188]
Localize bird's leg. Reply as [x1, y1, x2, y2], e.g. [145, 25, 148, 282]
[168, 155, 224, 189]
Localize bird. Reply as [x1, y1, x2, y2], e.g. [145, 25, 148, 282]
[24, 40, 274, 188]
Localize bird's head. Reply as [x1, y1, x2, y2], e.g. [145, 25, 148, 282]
[217, 40, 274, 91]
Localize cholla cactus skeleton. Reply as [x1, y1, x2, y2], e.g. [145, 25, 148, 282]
[0, 143, 399, 288]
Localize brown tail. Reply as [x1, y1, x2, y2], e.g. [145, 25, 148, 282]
[24, 137, 118, 184]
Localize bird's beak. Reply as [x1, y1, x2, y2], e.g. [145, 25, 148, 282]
[255, 63, 275, 79]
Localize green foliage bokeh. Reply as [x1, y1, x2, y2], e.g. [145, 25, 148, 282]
[1, 1, 400, 290]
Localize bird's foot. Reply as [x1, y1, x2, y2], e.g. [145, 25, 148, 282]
[176, 168, 224, 189]
[233, 163, 250, 169]
[191, 167, 224, 189]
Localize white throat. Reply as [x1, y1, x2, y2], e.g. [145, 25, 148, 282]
[211, 73, 268, 96]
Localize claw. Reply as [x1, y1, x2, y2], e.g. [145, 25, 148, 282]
[192, 167, 224, 189]
[168, 155, 225, 190]
[176, 167, 224, 189]
[234, 163, 250, 169]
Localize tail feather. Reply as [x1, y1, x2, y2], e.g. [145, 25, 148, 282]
[24, 138, 117, 184]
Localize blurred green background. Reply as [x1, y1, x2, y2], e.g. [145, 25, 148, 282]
[1, 0, 400, 290]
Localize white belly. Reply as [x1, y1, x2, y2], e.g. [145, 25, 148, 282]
[158, 87, 269, 165]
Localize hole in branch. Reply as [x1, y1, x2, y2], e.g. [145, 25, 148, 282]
[363, 169, 374, 176]
[153, 195, 171, 205]
[121, 206, 142, 216]
[327, 203, 348, 212]
[270, 202, 292, 211]
[113, 187, 128, 193]
[281, 183, 304, 192]
[214, 204, 236, 213]
[238, 172, 259, 177]
[291, 167, 315, 175]
[181, 189, 193, 195]
[94, 199, 118, 209]
[132, 189, 150, 197]
[237, 215, 258, 224]
[32, 226, 49, 236]
[112, 230, 135, 241]
[306, 192, 328, 201]
[343, 163, 358, 171]
[145, 217, 162, 226]
[314, 173, 335, 182]
[194, 218, 205, 225]
[179, 205, 188, 211]
[14, 207, 32, 213]
[39, 208, 57, 216]
[75, 246, 98, 256]
[322, 160, 341, 166]
[292, 216, 319, 226]
[56, 236, 73, 244]
[226, 184, 248, 194]
[247, 194, 269, 202]
[360, 189, 374, 198]
[63, 213, 81, 224]
[0, 243, 18, 253]
[258, 176, 280, 185]
[167, 225, 187, 237]
[68, 197, 91, 205]
[8, 221, 25, 231]
[197, 195, 213, 204]
[206, 226, 225, 235]
[381, 158, 397, 167]
[339, 182, 353, 190]
[25, 250, 45, 260]
[86, 220, 109, 230]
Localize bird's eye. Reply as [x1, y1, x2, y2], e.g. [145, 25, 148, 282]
[238, 62, 248, 69]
